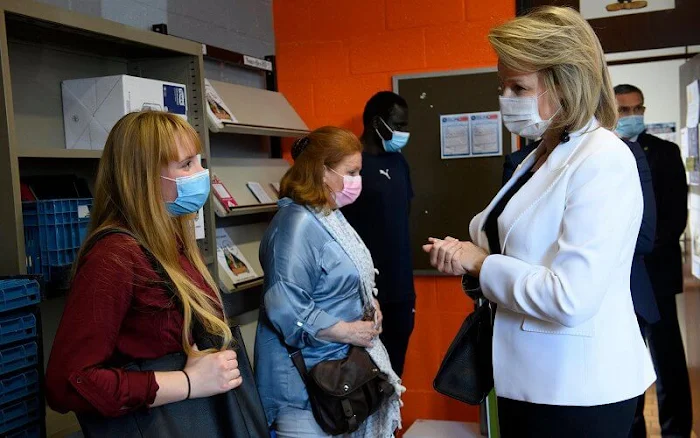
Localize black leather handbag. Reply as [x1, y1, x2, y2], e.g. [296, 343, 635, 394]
[75, 229, 270, 438]
[433, 297, 494, 405]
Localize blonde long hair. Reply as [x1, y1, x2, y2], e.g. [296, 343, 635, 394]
[75, 111, 232, 354]
[488, 6, 617, 131]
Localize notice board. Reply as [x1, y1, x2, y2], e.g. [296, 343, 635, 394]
[393, 68, 515, 273]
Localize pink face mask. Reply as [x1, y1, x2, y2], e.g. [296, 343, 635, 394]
[328, 167, 362, 208]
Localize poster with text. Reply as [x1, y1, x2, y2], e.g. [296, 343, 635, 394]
[688, 127, 699, 186]
[687, 80, 700, 127]
[690, 194, 700, 279]
[440, 111, 502, 159]
[580, 0, 675, 20]
[440, 114, 471, 159]
[470, 112, 502, 157]
[646, 122, 677, 144]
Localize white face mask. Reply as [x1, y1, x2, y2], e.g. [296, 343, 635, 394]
[499, 91, 559, 140]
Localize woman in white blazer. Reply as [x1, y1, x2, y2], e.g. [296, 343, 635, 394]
[423, 7, 655, 438]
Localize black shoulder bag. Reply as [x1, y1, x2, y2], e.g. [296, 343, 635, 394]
[434, 169, 527, 406]
[433, 295, 494, 405]
[75, 228, 270, 438]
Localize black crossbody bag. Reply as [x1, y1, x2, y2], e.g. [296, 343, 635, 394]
[261, 309, 394, 435]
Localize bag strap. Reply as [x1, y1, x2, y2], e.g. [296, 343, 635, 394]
[80, 228, 180, 302]
[342, 399, 357, 430]
[267, 313, 359, 431]
[260, 308, 309, 384]
[79, 228, 221, 347]
[288, 350, 309, 384]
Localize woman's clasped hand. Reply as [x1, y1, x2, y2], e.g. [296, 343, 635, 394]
[422, 236, 489, 276]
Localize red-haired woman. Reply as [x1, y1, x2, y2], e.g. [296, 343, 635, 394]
[255, 127, 404, 437]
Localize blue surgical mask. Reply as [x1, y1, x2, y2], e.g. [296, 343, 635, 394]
[161, 169, 211, 216]
[376, 118, 410, 152]
[615, 115, 645, 139]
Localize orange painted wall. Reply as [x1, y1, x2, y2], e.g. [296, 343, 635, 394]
[273, 0, 515, 430]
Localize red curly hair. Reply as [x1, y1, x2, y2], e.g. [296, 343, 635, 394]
[280, 126, 363, 211]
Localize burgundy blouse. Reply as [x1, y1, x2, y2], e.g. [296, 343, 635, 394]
[45, 234, 217, 417]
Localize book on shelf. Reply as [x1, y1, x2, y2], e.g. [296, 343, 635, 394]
[216, 229, 258, 290]
[213, 197, 230, 217]
[247, 182, 274, 204]
[270, 182, 281, 196]
[212, 174, 238, 211]
[205, 79, 238, 132]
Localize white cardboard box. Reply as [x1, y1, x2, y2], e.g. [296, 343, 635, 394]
[62, 75, 188, 150]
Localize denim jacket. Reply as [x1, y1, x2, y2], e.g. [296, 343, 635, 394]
[254, 198, 364, 425]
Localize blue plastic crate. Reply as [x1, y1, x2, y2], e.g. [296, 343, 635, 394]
[0, 281, 40, 315]
[0, 370, 39, 407]
[0, 398, 40, 435]
[0, 313, 36, 347]
[0, 343, 37, 377]
[7, 422, 41, 438]
[22, 198, 92, 282]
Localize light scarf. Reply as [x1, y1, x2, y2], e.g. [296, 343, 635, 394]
[311, 207, 405, 438]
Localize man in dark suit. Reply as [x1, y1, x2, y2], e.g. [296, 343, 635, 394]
[614, 84, 691, 438]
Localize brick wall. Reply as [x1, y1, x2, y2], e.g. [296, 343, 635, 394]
[273, 0, 515, 430]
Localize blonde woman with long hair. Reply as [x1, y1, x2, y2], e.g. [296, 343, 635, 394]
[45, 111, 257, 435]
[424, 7, 655, 437]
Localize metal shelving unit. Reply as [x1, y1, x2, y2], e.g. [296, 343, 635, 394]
[0, 3, 311, 435]
[198, 47, 308, 317]
[15, 148, 103, 159]
[0, 0, 309, 326]
[215, 204, 278, 217]
[0, 0, 211, 277]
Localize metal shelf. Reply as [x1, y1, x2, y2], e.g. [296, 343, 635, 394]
[220, 278, 264, 317]
[214, 123, 308, 138]
[205, 80, 308, 138]
[215, 204, 278, 218]
[16, 148, 102, 159]
[4, 0, 201, 59]
[0, 0, 206, 276]
[232, 277, 264, 292]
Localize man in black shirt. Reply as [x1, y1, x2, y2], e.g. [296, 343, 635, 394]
[613, 84, 691, 438]
[342, 91, 415, 377]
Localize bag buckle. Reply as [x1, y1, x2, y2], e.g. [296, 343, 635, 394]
[342, 399, 358, 431]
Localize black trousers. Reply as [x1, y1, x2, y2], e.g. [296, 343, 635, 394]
[630, 294, 692, 438]
[499, 396, 638, 438]
[378, 299, 415, 377]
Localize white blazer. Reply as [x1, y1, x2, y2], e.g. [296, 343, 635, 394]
[470, 119, 655, 406]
